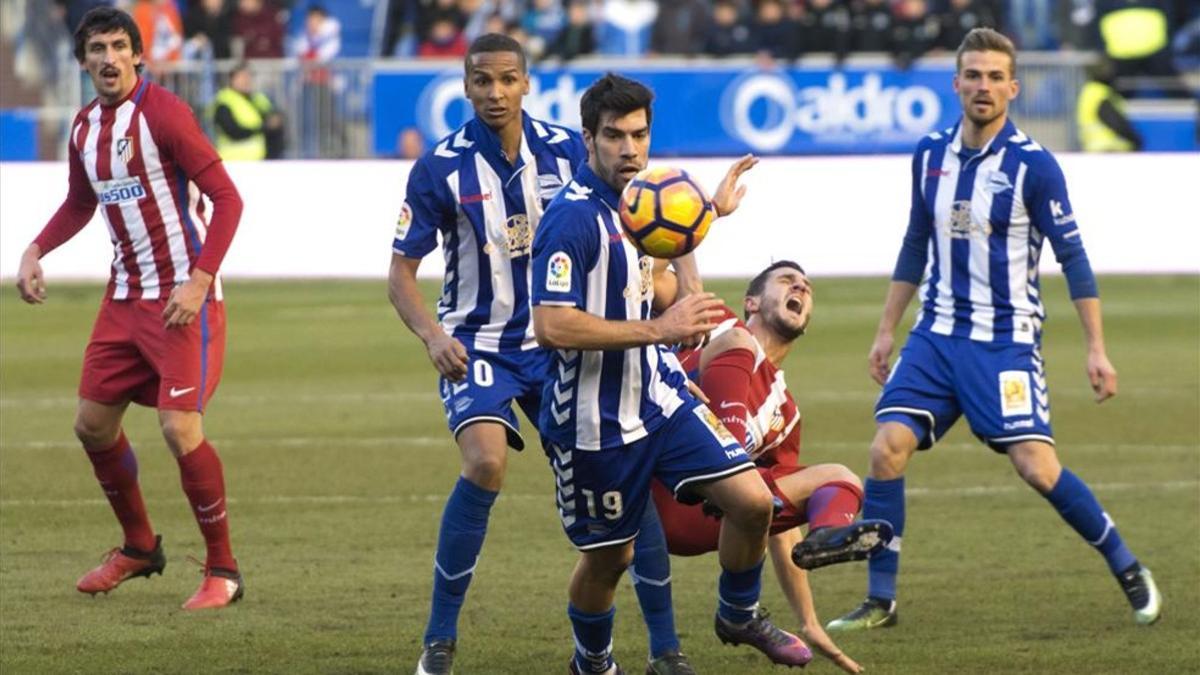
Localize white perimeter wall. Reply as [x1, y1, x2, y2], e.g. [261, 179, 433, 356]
[2, 154, 1197, 281]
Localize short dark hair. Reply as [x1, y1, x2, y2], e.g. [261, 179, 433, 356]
[464, 33, 527, 75]
[580, 73, 654, 137]
[308, 4, 328, 18]
[956, 27, 1016, 76]
[745, 260, 806, 319]
[73, 7, 142, 67]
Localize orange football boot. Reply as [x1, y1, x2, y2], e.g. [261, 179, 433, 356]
[182, 566, 244, 610]
[76, 535, 166, 595]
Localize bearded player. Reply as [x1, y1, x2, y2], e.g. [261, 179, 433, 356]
[649, 261, 892, 674]
[14, 7, 243, 610]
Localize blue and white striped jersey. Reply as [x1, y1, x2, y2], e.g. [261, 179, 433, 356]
[530, 164, 691, 451]
[895, 118, 1097, 345]
[393, 113, 586, 353]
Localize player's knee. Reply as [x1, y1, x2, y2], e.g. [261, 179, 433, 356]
[73, 416, 118, 448]
[159, 416, 202, 455]
[725, 480, 773, 532]
[869, 433, 911, 479]
[828, 464, 863, 490]
[1011, 455, 1059, 493]
[461, 451, 506, 489]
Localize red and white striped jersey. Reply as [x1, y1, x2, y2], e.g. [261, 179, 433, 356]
[69, 78, 222, 300]
[678, 307, 803, 468]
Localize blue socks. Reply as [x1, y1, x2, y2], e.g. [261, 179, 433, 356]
[1044, 468, 1137, 575]
[569, 603, 616, 673]
[717, 558, 764, 625]
[424, 476, 497, 644]
[630, 504, 680, 658]
[864, 477, 905, 601]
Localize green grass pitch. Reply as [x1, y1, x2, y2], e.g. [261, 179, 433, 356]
[1, 276, 1197, 674]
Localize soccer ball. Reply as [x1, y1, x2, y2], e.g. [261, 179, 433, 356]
[618, 166, 716, 258]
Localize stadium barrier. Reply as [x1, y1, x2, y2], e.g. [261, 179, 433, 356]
[2, 153, 1197, 282]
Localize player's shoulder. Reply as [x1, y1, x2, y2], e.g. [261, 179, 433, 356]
[546, 175, 601, 215]
[138, 80, 191, 116]
[525, 115, 585, 159]
[704, 310, 756, 357]
[416, 119, 480, 174]
[1004, 125, 1064, 179]
[915, 124, 956, 154]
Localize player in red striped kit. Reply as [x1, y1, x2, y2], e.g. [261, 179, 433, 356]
[652, 261, 893, 673]
[14, 7, 244, 610]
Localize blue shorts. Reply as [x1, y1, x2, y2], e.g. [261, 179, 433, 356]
[875, 330, 1054, 452]
[440, 348, 551, 451]
[546, 401, 756, 550]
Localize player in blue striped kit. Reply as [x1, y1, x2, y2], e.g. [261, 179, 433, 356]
[827, 28, 1162, 632]
[389, 34, 591, 674]
[531, 73, 814, 675]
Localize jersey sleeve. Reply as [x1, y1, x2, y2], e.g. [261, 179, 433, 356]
[892, 144, 932, 284]
[1024, 154, 1098, 299]
[393, 157, 448, 259]
[530, 203, 598, 309]
[698, 346, 757, 448]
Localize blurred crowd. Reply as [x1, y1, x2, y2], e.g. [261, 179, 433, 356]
[18, 0, 1197, 68]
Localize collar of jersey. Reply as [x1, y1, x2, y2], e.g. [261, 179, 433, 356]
[99, 76, 148, 109]
[469, 112, 530, 178]
[948, 117, 1017, 159]
[574, 163, 622, 211]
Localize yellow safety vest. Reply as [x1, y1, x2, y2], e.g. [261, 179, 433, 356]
[1077, 81, 1135, 152]
[1099, 8, 1168, 60]
[211, 88, 272, 161]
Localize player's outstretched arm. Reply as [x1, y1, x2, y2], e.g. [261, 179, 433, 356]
[532, 292, 725, 350]
[1073, 297, 1118, 402]
[767, 530, 863, 673]
[388, 253, 468, 382]
[15, 244, 46, 304]
[711, 153, 759, 217]
[868, 281, 919, 385]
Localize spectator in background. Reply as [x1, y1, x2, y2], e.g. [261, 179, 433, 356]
[543, 0, 596, 61]
[1076, 59, 1144, 152]
[939, 0, 996, 52]
[297, 4, 343, 157]
[596, 0, 657, 56]
[522, 0, 565, 58]
[650, 0, 709, 56]
[417, 0, 466, 44]
[851, 0, 894, 53]
[462, 0, 519, 43]
[802, 0, 851, 61]
[54, 0, 112, 35]
[753, 0, 794, 60]
[418, 16, 467, 56]
[132, 0, 184, 64]
[184, 0, 234, 60]
[1095, 0, 1180, 97]
[891, 0, 940, 67]
[395, 126, 426, 159]
[210, 62, 285, 160]
[704, 0, 753, 57]
[233, 0, 285, 58]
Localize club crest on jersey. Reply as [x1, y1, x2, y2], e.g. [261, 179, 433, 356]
[948, 200, 991, 239]
[999, 370, 1033, 417]
[627, 255, 654, 300]
[504, 214, 532, 258]
[547, 251, 572, 292]
[116, 137, 135, 164]
[395, 202, 413, 240]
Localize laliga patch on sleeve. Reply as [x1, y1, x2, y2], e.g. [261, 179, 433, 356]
[547, 251, 572, 292]
[999, 370, 1033, 417]
[693, 405, 741, 448]
[394, 202, 413, 240]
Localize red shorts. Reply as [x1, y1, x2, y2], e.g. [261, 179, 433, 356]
[653, 462, 808, 556]
[79, 298, 226, 412]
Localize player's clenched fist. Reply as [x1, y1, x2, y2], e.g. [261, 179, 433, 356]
[16, 245, 47, 304]
[426, 333, 469, 382]
[654, 291, 725, 345]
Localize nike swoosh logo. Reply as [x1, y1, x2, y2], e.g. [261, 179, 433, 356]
[197, 498, 223, 512]
[719, 401, 748, 411]
[169, 386, 196, 398]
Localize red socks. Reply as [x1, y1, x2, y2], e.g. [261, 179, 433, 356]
[177, 440, 237, 572]
[806, 481, 865, 531]
[84, 431, 156, 552]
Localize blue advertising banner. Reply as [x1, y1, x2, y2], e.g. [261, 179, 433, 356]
[372, 63, 961, 157]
